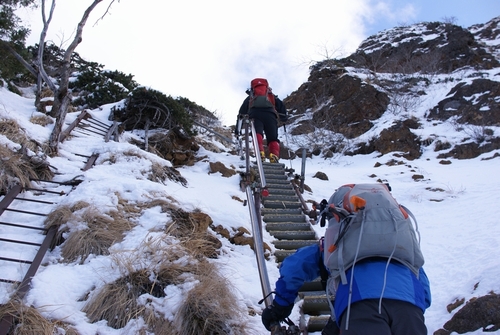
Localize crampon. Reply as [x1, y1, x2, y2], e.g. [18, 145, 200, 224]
[270, 318, 301, 335]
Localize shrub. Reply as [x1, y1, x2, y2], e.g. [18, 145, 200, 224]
[112, 87, 195, 135]
[70, 65, 138, 109]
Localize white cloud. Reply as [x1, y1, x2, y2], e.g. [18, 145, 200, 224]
[18, 0, 372, 125]
[16, 0, 497, 125]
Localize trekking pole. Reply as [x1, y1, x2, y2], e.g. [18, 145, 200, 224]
[282, 124, 293, 171]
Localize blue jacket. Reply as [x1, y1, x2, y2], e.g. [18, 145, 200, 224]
[274, 243, 431, 322]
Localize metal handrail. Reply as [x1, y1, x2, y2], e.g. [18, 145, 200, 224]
[239, 116, 273, 307]
[250, 120, 266, 190]
[246, 184, 273, 307]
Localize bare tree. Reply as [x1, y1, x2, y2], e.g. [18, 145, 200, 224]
[48, 0, 117, 153]
[34, 0, 57, 110]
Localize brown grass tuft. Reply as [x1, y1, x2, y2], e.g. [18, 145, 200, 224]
[29, 114, 53, 127]
[81, 227, 246, 333]
[173, 261, 249, 335]
[0, 118, 54, 193]
[82, 270, 155, 329]
[44, 201, 88, 248]
[44, 201, 136, 263]
[0, 300, 76, 335]
[0, 146, 42, 194]
[163, 207, 221, 258]
[149, 161, 187, 186]
[61, 206, 135, 264]
[0, 118, 45, 153]
[82, 237, 202, 331]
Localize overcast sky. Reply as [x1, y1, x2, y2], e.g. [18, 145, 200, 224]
[19, 0, 499, 125]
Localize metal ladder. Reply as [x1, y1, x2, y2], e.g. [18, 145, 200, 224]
[0, 110, 117, 335]
[259, 161, 331, 333]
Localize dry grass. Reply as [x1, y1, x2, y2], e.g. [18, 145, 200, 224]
[82, 236, 202, 332]
[62, 206, 134, 264]
[0, 118, 50, 154]
[0, 118, 53, 193]
[162, 207, 222, 259]
[82, 236, 250, 334]
[149, 161, 187, 186]
[0, 300, 77, 335]
[0, 146, 45, 194]
[44, 201, 88, 249]
[44, 201, 136, 264]
[82, 270, 158, 329]
[29, 114, 53, 127]
[173, 261, 249, 335]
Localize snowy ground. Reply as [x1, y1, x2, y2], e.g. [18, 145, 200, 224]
[1, 85, 500, 334]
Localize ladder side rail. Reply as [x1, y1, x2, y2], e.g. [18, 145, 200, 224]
[105, 121, 119, 142]
[250, 120, 266, 189]
[246, 184, 273, 308]
[15, 225, 57, 299]
[60, 110, 89, 142]
[0, 185, 22, 216]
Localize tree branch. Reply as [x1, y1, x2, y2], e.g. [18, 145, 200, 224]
[96, 0, 118, 25]
[0, 40, 38, 77]
[36, 0, 57, 93]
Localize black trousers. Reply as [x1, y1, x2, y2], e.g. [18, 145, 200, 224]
[249, 109, 279, 143]
[322, 299, 426, 335]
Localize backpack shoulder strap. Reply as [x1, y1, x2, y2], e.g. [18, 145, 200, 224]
[400, 204, 421, 244]
[318, 238, 329, 290]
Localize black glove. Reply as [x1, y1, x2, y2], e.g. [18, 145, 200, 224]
[319, 199, 328, 227]
[261, 300, 294, 331]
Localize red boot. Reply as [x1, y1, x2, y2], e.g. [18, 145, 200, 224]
[256, 133, 266, 161]
[268, 141, 280, 163]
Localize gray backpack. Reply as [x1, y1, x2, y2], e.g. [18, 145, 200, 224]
[322, 183, 424, 285]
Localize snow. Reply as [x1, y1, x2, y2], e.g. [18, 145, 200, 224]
[1, 79, 500, 335]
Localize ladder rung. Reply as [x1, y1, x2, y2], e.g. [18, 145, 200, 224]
[0, 221, 47, 231]
[14, 197, 55, 205]
[0, 256, 33, 264]
[0, 278, 21, 284]
[23, 188, 65, 195]
[0, 237, 42, 246]
[5, 208, 48, 216]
